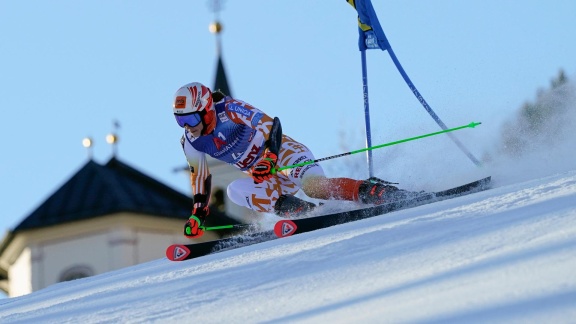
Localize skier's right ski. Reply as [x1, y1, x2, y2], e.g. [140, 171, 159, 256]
[166, 230, 276, 262]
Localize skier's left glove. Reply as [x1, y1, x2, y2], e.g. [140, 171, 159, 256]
[183, 203, 209, 239]
[251, 152, 278, 184]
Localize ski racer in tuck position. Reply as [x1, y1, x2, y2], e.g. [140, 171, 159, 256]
[173, 82, 409, 238]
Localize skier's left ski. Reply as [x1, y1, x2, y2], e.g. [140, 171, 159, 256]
[274, 176, 491, 238]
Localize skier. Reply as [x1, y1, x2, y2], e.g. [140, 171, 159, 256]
[173, 82, 407, 238]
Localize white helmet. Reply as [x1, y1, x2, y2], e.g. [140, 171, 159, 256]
[173, 82, 216, 133]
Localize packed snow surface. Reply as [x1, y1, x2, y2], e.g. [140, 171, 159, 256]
[1, 170, 575, 323]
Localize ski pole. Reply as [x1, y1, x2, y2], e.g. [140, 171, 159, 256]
[200, 223, 256, 232]
[272, 121, 481, 174]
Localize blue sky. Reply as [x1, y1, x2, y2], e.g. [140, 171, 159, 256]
[1, 1, 575, 232]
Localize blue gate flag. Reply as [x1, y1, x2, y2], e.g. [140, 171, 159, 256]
[345, 0, 482, 167]
[346, 0, 390, 51]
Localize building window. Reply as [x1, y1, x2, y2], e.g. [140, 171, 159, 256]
[59, 265, 94, 282]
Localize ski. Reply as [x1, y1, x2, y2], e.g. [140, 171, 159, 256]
[166, 176, 491, 261]
[166, 230, 277, 262]
[273, 176, 492, 238]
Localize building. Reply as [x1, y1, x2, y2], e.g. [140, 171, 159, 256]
[0, 5, 250, 298]
[0, 158, 243, 297]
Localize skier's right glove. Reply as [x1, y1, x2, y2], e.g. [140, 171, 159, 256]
[184, 203, 209, 239]
[184, 215, 205, 238]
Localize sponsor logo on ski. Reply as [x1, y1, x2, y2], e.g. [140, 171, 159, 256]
[274, 220, 297, 238]
[173, 246, 188, 260]
[281, 222, 295, 236]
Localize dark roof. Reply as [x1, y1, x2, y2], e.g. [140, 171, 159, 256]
[14, 158, 240, 232]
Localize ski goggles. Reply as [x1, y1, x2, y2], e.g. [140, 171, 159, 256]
[174, 112, 202, 128]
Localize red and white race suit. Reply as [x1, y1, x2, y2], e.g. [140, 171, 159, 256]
[181, 96, 325, 213]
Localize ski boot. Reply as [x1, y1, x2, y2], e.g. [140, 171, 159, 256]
[274, 194, 316, 218]
[357, 177, 413, 205]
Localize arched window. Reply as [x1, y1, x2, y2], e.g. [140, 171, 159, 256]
[59, 265, 94, 282]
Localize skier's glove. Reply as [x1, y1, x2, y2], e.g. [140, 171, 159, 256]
[251, 152, 278, 184]
[184, 215, 205, 238]
[184, 201, 210, 238]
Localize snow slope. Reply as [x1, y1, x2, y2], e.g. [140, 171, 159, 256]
[0, 170, 575, 323]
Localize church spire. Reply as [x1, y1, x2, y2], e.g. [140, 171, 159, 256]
[209, 0, 232, 96]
